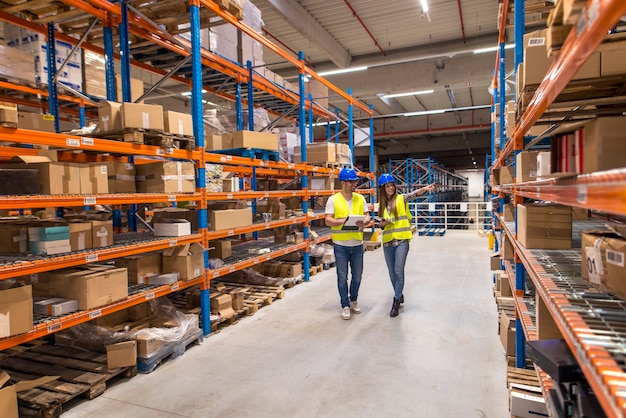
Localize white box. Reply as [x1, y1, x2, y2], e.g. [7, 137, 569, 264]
[154, 220, 191, 237]
[509, 386, 548, 418]
[33, 297, 79, 316]
[29, 240, 72, 256]
[537, 151, 552, 177]
[146, 273, 179, 285]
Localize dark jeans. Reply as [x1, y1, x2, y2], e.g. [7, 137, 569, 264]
[334, 244, 364, 308]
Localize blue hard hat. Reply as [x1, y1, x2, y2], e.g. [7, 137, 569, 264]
[339, 167, 359, 181]
[378, 173, 395, 187]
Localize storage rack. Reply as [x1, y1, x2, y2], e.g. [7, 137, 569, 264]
[491, 1, 626, 416]
[0, 0, 375, 351]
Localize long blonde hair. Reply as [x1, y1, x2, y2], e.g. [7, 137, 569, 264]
[378, 184, 397, 218]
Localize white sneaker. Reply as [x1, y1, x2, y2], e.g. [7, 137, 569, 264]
[341, 306, 351, 320]
[350, 301, 361, 314]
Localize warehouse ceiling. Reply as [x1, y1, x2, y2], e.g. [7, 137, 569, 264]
[252, 0, 555, 170]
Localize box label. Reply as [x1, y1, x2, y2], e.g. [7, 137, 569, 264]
[606, 250, 624, 268]
[585, 245, 604, 284]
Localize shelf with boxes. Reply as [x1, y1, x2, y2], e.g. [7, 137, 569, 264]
[491, 1, 626, 417]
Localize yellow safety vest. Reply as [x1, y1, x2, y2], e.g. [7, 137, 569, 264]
[331, 192, 365, 242]
[382, 194, 413, 243]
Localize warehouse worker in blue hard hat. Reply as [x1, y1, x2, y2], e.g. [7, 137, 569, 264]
[325, 167, 371, 320]
[377, 173, 435, 317]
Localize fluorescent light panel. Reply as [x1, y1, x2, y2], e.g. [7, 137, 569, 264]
[473, 44, 515, 54]
[382, 89, 434, 99]
[419, 0, 429, 13]
[318, 66, 368, 77]
[403, 104, 490, 117]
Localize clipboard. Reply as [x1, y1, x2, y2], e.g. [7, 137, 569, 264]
[342, 214, 366, 230]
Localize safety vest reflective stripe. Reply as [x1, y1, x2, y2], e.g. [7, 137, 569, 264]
[331, 193, 364, 241]
[382, 194, 413, 243]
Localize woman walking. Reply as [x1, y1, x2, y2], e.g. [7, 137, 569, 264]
[377, 174, 435, 317]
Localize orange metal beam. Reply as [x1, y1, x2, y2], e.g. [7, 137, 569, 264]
[0, 127, 201, 160]
[0, 277, 202, 351]
[0, 193, 202, 210]
[0, 235, 203, 280]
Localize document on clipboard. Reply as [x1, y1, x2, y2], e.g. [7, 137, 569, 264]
[342, 215, 366, 230]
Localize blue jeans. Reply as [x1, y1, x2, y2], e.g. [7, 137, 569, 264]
[334, 244, 364, 308]
[383, 240, 409, 300]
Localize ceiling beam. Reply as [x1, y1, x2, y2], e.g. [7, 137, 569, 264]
[264, 0, 352, 68]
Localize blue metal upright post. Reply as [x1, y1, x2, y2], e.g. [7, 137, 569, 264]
[334, 107, 340, 143]
[348, 88, 354, 165]
[103, 14, 116, 101]
[514, 0, 524, 105]
[299, 52, 310, 282]
[369, 104, 375, 173]
[308, 93, 314, 143]
[190, 1, 210, 336]
[46, 24, 59, 133]
[235, 83, 243, 131]
[247, 61, 254, 131]
[119, 2, 131, 103]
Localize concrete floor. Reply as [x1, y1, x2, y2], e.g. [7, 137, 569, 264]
[63, 230, 510, 418]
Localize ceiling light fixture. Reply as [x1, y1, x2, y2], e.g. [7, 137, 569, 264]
[419, 0, 429, 13]
[473, 44, 515, 54]
[382, 89, 434, 99]
[403, 104, 491, 117]
[317, 66, 368, 77]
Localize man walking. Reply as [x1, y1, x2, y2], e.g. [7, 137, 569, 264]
[325, 168, 370, 320]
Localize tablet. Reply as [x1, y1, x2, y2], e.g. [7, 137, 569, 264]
[342, 214, 366, 230]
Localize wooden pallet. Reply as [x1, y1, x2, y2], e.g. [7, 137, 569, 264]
[93, 129, 195, 150]
[309, 264, 323, 276]
[0, 344, 136, 417]
[136, 328, 203, 374]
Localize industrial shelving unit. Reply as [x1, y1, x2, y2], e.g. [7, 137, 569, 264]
[490, 1, 626, 416]
[0, 0, 375, 352]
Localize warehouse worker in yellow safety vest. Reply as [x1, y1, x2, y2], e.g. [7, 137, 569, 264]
[325, 167, 371, 320]
[377, 173, 435, 317]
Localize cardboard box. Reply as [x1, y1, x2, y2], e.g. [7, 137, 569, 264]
[80, 163, 109, 194]
[536, 151, 551, 177]
[294, 142, 336, 164]
[136, 334, 165, 357]
[206, 134, 225, 151]
[106, 340, 137, 369]
[515, 151, 539, 183]
[509, 387, 548, 418]
[517, 204, 572, 249]
[163, 110, 193, 136]
[36, 265, 128, 310]
[91, 220, 113, 248]
[582, 116, 626, 173]
[230, 130, 278, 151]
[154, 220, 192, 237]
[115, 75, 144, 103]
[0, 371, 58, 418]
[0, 284, 33, 338]
[115, 252, 161, 284]
[499, 311, 516, 356]
[29, 239, 72, 255]
[210, 240, 232, 259]
[490, 253, 501, 270]
[498, 166, 514, 185]
[581, 230, 626, 299]
[98, 101, 123, 132]
[105, 161, 136, 193]
[92, 309, 129, 327]
[69, 222, 93, 251]
[33, 297, 79, 316]
[162, 243, 205, 281]
[152, 208, 198, 232]
[0, 220, 33, 254]
[208, 207, 252, 231]
[17, 112, 55, 132]
[503, 203, 515, 222]
[599, 40, 626, 76]
[121, 103, 164, 131]
[502, 233, 515, 260]
[0, 101, 18, 125]
[256, 199, 286, 220]
[210, 293, 234, 319]
[562, 0, 586, 25]
[7, 156, 80, 194]
[136, 161, 196, 193]
[230, 289, 244, 310]
[572, 207, 588, 220]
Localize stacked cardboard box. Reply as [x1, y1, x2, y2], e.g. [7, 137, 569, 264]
[4, 156, 80, 195]
[105, 161, 136, 193]
[517, 204, 572, 249]
[0, 283, 33, 338]
[294, 142, 336, 164]
[162, 243, 204, 281]
[28, 224, 71, 256]
[136, 161, 196, 193]
[115, 252, 161, 284]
